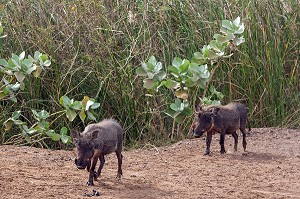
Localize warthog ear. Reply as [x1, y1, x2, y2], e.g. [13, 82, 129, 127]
[71, 130, 80, 139]
[71, 130, 80, 145]
[91, 130, 99, 140]
[211, 107, 220, 116]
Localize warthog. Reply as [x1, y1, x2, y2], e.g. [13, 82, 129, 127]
[193, 102, 250, 155]
[71, 119, 123, 186]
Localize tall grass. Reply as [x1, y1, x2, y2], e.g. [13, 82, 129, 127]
[0, 0, 299, 147]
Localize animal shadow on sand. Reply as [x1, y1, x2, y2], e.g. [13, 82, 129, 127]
[227, 151, 284, 163]
[90, 176, 172, 199]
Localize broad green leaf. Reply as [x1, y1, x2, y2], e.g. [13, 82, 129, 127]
[209, 40, 226, 53]
[141, 62, 148, 71]
[36, 121, 50, 132]
[60, 127, 68, 136]
[85, 99, 94, 112]
[21, 129, 31, 143]
[162, 79, 180, 89]
[214, 34, 228, 43]
[221, 20, 234, 32]
[14, 72, 26, 83]
[153, 61, 163, 73]
[70, 101, 82, 110]
[185, 78, 197, 87]
[22, 125, 36, 134]
[179, 59, 190, 74]
[194, 52, 204, 60]
[43, 60, 51, 67]
[0, 91, 8, 100]
[7, 59, 17, 70]
[61, 134, 71, 144]
[181, 107, 193, 116]
[170, 103, 179, 112]
[233, 37, 245, 46]
[3, 120, 13, 131]
[66, 109, 77, 121]
[198, 79, 207, 89]
[154, 71, 166, 81]
[34, 51, 41, 60]
[172, 57, 182, 68]
[216, 92, 224, 99]
[168, 65, 179, 77]
[87, 111, 96, 121]
[10, 82, 20, 91]
[12, 111, 21, 119]
[19, 81, 25, 90]
[39, 110, 49, 120]
[146, 62, 155, 71]
[174, 98, 181, 106]
[143, 78, 154, 89]
[209, 86, 216, 93]
[206, 49, 221, 60]
[164, 108, 180, 118]
[12, 54, 20, 66]
[60, 95, 72, 107]
[46, 130, 61, 141]
[148, 56, 157, 67]
[19, 51, 25, 60]
[40, 54, 48, 62]
[32, 109, 39, 119]
[175, 89, 188, 100]
[136, 67, 147, 76]
[235, 24, 245, 34]
[21, 59, 33, 70]
[79, 110, 86, 122]
[174, 113, 186, 124]
[233, 17, 240, 27]
[33, 65, 42, 77]
[226, 33, 235, 41]
[0, 59, 8, 67]
[91, 102, 100, 109]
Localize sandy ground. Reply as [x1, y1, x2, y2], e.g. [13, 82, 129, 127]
[1, 127, 300, 199]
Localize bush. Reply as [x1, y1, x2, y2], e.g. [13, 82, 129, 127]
[0, 0, 299, 148]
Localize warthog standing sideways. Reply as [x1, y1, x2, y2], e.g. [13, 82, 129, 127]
[71, 119, 123, 186]
[193, 102, 250, 155]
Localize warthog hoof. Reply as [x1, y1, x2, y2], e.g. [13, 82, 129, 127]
[87, 181, 94, 186]
[220, 150, 226, 154]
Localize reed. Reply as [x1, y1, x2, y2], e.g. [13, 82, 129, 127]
[0, 0, 299, 147]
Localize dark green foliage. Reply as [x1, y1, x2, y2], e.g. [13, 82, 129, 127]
[0, 0, 299, 148]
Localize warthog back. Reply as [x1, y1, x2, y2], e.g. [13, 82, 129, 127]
[82, 119, 123, 155]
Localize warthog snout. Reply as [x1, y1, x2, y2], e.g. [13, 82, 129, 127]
[193, 131, 203, 138]
[75, 158, 89, 170]
[193, 130, 205, 138]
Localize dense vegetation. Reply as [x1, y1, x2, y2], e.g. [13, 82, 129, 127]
[0, 0, 299, 148]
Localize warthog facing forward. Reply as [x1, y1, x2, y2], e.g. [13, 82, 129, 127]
[193, 102, 250, 155]
[71, 119, 123, 186]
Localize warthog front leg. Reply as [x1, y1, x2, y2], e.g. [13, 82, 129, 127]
[87, 150, 101, 186]
[96, 154, 105, 179]
[219, 132, 226, 154]
[204, 132, 213, 155]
